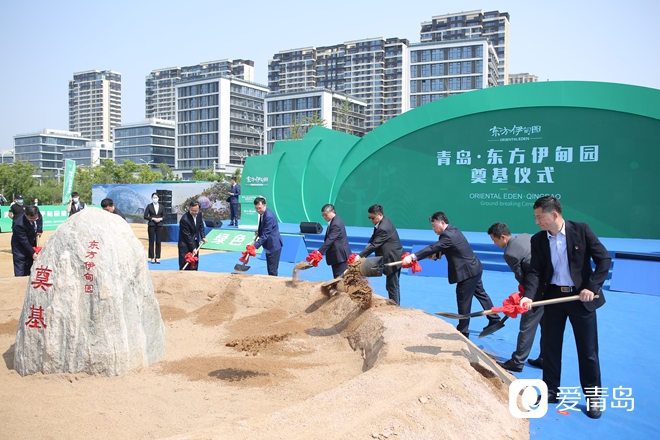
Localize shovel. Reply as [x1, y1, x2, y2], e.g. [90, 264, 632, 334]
[435, 294, 599, 320]
[357, 257, 404, 277]
[182, 242, 204, 270]
[234, 234, 258, 273]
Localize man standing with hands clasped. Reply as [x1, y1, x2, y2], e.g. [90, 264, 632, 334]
[521, 196, 610, 419]
[402, 211, 501, 337]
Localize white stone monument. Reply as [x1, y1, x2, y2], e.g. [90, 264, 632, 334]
[14, 208, 166, 376]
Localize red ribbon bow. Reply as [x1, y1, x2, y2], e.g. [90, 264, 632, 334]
[306, 250, 323, 267]
[401, 252, 422, 274]
[184, 252, 198, 269]
[33, 247, 42, 255]
[491, 292, 528, 318]
[347, 253, 359, 264]
[239, 244, 257, 262]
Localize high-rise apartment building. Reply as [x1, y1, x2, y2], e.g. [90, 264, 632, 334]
[14, 129, 88, 174]
[145, 59, 255, 121]
[265, 89, 367, 153]
[68, 70, 122, 142]
[420, 10, 509, 86]
[509, 73, 538, 85]
[114, 119, 175, 169]
[175, 74, 268, 175]
[268, 37, 409, 131]
[408, 39, 499, 109]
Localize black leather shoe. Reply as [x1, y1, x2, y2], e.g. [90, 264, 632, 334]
[528, 357, 543, 368]
[586, 406, 602, 419]
[497, 359, 523, 373]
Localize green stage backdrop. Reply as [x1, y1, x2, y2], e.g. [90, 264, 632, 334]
[244, 81, 660, 239]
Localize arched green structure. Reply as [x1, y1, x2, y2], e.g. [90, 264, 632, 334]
[243, 81, 660, 239]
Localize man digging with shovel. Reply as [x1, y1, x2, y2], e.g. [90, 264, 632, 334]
[305, 204, 352, 279]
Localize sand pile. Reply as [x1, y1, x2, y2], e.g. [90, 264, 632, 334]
[0, 271, 527, 439]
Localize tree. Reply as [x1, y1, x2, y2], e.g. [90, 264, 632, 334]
[0, 161, 37, 200]
[287, 112, 326, 140]
[231, 168, 242, 183]
[191, 167, 226, 182]
[157, 163, 178, 181]
[29, 171, 63, 205]
[334, 96, 353, 135]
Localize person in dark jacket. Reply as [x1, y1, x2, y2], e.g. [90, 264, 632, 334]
[402, 211, 501, 337]
[311, 204, 352, 278]
[144, 192, 165, 263]
[178, 201, 207, 270]
[520, 196, 610, 419]
[11, 205, 40, 276]
[228, 177, 241, 226]
[253, 197, 282, 276]
[357, 204, 405, 305]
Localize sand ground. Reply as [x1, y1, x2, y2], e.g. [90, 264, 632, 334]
[0, 224, 527, 439]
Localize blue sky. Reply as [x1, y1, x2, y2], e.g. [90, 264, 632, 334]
[1, 0, 658, 152]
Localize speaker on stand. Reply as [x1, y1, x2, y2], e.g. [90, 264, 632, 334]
[299, 222, 323, 234]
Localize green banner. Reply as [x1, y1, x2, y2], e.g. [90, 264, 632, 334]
[203, 229, 261, 253]
[62, 159, 76, 204]
[243, 82, 660, 239]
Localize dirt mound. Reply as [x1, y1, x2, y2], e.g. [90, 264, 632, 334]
[0, 272, 526, 439]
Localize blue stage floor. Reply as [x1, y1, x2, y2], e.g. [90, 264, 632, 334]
[155, 223, 659, 439]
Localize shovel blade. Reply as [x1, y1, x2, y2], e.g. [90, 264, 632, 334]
[478, 317, 507, 338]
[234, 263, 250, 272]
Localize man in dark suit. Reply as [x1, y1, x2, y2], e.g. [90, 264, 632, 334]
[11, 205, 40, 276]
[356, 204, 405, 305]
[178, 201, 207, 270]
[488, 222, 543, 372]
[402, 211, 501, 337]
[521, 196, 610, 419]
[228, 177, 241, 226]
[253, 197, 282, 276]
[144, 192, 165, 263]
[312, 204, 351, 279]
[101, 198, 126, 220]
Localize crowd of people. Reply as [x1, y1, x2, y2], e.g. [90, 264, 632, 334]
[7, 189, 610, 419]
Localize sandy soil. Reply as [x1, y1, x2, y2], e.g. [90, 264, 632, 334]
[0, 226, 527, 440]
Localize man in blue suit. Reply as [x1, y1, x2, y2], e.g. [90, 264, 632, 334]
[521, 196, 610, 419]
[253, 197, 282, 276]
[11, 205, 40, 276]
[311, 204, 351, 279]
[228, 177, 241, 226]
[402, 211, 501, 338]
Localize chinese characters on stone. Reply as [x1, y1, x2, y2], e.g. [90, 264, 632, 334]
[84, 240, 100, 294]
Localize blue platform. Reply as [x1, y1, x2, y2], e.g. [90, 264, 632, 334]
[158, 223, 660, 439]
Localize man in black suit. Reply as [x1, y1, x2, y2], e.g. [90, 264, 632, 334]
[228, 177, 241, 226]
[66, 191, 86, 216]
[253, 197, 282, 276]
[402, 211, 501, 337]
[178, 201, 207, 270]
[144, 192, 165, 263]
[11, 205, 40, 276]
[521, 196, 610, 419]
[311, 204, 351, 279]
[357, 204, 405, 305]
